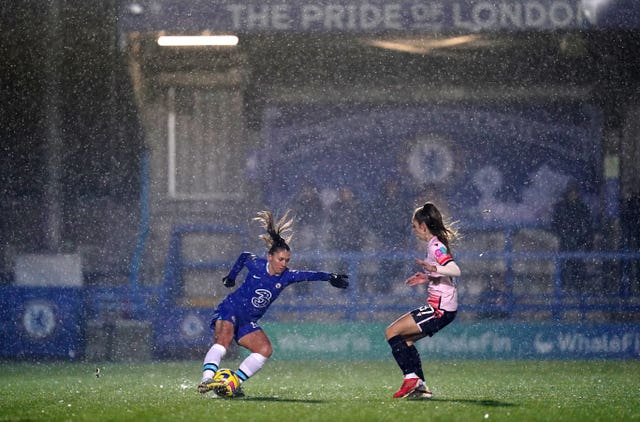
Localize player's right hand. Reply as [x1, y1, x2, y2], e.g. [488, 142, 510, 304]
[222, 276, 235, 288]
[405, 272, 428, 286]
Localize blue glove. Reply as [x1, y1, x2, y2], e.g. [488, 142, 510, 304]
[329, 273, 349, 289]
[222, 276, 235, 288]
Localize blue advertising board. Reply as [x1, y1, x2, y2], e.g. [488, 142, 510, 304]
[417, 322, 640, 359]
[0, 287, 84, 360]
[153, 307, 212, 358]
[264, 322, 640, 360]
[152, 314, 640, 360]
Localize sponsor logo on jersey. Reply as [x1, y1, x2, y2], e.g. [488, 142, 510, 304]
[251, 288, 273, 308]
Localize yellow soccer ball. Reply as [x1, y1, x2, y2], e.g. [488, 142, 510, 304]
[212, 369, 241, 397]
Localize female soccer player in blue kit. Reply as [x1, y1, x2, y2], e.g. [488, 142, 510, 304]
[198, 210, 349, 397]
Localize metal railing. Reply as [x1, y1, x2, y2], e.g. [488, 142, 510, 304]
[159, 225, 640, 322]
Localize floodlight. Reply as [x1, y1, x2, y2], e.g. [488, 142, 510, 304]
[157, 35, 239, 47]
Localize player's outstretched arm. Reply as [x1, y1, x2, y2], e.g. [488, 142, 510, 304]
[221, 252, 255, 288]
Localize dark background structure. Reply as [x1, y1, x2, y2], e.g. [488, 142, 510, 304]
[2, 0, 640, 286]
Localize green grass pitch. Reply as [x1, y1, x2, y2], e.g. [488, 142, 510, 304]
[1, 360, 639, 421]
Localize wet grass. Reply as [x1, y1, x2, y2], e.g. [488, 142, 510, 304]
[0, 360, 638, 421]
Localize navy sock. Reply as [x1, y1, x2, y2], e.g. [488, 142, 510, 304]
[407, 344, 425, 381]
[388, 335, 418, 376]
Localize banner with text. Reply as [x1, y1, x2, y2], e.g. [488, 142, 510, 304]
[118, 0, 640, 34]
[265, 322, 640, 360]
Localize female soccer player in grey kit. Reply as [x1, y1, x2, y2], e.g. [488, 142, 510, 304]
[198, 210, 349, 397]
[385, 202, 461, 398]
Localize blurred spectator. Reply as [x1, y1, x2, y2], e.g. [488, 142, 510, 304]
[372, 180, 410, 292]
[376, 180, 410, 251]
[294, 183, 324, 251]
[621, 191, 640, 252]
[326, 187, 364, 273]
[620, 191, 640, 283]
[551, 181, 593, 293]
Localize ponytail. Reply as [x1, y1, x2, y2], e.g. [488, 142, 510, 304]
[254, 210, 294, 253]
[413, 202, 457, 253]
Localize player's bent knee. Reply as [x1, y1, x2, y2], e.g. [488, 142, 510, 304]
[260, 345, 273, 358]
[385, 322, 404, 340]
[245, 341, 272, 357]
[384, 326, 395, 340]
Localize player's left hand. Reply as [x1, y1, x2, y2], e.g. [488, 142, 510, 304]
[329, 273, 349, 289]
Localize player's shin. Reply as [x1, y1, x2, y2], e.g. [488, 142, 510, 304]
[202, 343, 227, 381]
[237, 352, 269, 382]
[388, 335, 418, 375]
[408, 344, 425, 381]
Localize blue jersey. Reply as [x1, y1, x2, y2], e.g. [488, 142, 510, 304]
[220, 252, 331, 321]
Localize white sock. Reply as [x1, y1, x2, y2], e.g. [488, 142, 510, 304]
[201, 344, 226, 381]
[236, 353, 268, 382]
[404, 372, 419, 379]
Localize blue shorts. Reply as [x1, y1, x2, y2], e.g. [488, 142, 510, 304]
[210, 300, 262, 342]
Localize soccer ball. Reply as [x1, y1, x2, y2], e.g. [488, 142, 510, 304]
[212, 369, 241, 397]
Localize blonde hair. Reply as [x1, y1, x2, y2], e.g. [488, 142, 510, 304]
[254, 209, 294, 253]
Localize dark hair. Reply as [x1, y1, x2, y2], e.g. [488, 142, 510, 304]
[413, 202, 457, 254]
[254, 210, 294, 254]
